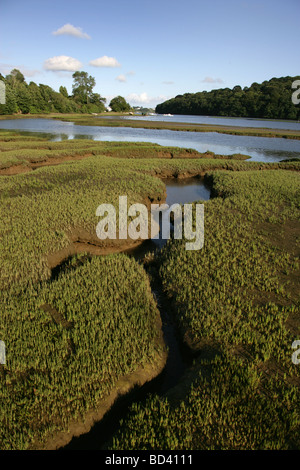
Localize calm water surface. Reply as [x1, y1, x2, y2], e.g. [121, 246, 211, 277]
[0, 118, 299, 162]
[164, 177, 211, 205]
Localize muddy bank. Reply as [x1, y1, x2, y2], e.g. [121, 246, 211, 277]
[0, 153, 93, 175]
[47, 237, 147, 271]
[46, 189, 166, 271]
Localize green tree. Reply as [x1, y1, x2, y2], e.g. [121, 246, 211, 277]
[27, 82, 45, 113]
[6, 68, 25, 86]
[88, 92, 106, 113]
[155, 76, 300, 120]
[4, 69, 32, 113]
[72, 71, 96, 104]
[14, 82, 32, 114]
[59, 86, 69, 98]
[109, 95, 131, 112]
[0, 83, 18, 114]
[38, 84, 55, 112]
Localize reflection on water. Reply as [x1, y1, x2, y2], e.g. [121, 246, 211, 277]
[0, 118, 299, 162]
[164, 177, 211, 205]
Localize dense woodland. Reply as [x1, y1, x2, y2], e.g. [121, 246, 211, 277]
[156, 76, 300, 120]
[0, 69, 131, 115]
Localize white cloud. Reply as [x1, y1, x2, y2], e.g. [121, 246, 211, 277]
[162, 81, 174, 85]
[52, 23, 91, 39]
[126, 92, 169, 106]
[89, 56, 121, 68]
[43, 55, 82, 72]
[126, 92, 149, 104]
[201, 77, 224, 84]
[116, 74, 126, 82]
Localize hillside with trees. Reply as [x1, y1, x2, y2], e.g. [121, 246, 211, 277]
[155, 76, 300, 120]
[0, 69, 108, 115]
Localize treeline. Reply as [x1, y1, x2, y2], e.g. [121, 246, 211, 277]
[156, 76, 300, 120]
[0, 69, 107, 115]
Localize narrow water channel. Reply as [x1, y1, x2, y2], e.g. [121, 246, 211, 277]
[61, 176, 211, 450]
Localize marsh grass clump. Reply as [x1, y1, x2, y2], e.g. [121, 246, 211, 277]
[0, 155, 166, 289]
[158, 170, 300, 366]
[0, 255, 165, 450]
[110, 354, 300, 450]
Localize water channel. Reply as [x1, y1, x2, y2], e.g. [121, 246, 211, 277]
[61, 177, 211, 450]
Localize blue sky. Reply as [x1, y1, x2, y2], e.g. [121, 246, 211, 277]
[1, 0, 299, 107]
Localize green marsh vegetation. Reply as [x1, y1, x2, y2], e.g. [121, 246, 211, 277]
[0, 130, 299, 449]
[110, 353, 299, 450]
[1, 255, 166, 449]
[0, 130, 256, 173]
[4, 129, 299, 175]
[0, 131, 297, 290]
